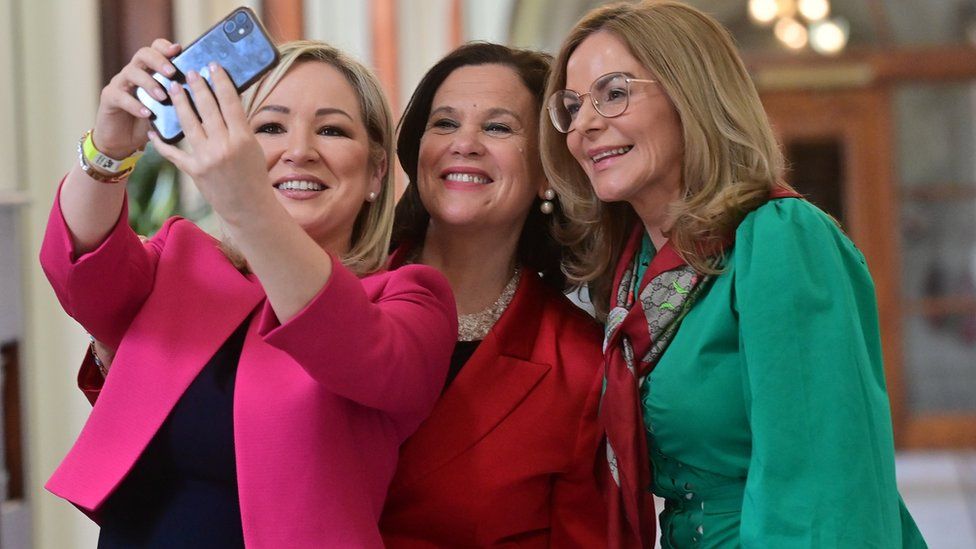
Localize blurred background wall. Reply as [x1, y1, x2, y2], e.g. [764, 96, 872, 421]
[1, 0, 974, 547]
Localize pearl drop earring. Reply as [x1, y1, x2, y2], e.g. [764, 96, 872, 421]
[540, 188, 556, 214]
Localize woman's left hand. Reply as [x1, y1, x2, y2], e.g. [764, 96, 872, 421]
[149, 63, 272, 224]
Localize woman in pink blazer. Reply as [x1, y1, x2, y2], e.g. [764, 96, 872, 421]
[40, 40, 455, 548]
[378, 42, 607, 547]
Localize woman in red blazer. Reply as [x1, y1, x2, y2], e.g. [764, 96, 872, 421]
[379, 42, 607, 547]
[42, 40, 455, 547]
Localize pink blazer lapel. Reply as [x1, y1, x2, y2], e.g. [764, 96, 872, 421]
[394, 273, 552, 486]
[46, 230, 264, 511]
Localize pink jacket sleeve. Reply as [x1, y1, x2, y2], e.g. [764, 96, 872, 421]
[39, 181, 173, 348]
[256, 259, 458, 432]
[78, 263, 457, 431]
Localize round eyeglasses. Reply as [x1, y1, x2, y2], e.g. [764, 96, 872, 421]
[547, 72, 657, 133]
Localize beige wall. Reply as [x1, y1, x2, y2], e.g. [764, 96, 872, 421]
[396, 0, 454, 110]
[14, 0, 102, 546]
[0, 0, 20, 196]
[174, 0, 260, 43]
[305, 1, 371, 63]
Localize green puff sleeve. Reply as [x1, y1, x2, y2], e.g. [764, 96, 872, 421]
[733, 199, 926, 548]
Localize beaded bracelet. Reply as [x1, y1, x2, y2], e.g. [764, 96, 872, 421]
[88, 334, 109, 378]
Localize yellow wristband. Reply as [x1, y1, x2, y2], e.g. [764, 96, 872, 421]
[81, 130, 143, 174]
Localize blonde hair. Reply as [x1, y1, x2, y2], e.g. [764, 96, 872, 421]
[540, 1, 792, 318]
[222, 40, 396, 276]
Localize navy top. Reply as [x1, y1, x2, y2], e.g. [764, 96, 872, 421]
[445, 340, 480, 392]
[97, 322, 248, 548]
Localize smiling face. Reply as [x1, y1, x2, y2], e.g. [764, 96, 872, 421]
[250, 60, 381, 253]
[416, 63, 545, 233]
[564, 31, 684, 214]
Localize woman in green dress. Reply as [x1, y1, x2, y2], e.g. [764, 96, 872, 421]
[539, 1, 927, 548]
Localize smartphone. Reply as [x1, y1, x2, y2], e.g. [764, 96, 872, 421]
[136, 7, 279, 144]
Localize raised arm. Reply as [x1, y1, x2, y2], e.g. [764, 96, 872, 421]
[40, 193, 175, 347]
[141, 56, 458, 425]
[61, 40, 182, 253]
[148, 62, 342, 324]
[257, 262, 457, 428]
[41, 40, 185, 345]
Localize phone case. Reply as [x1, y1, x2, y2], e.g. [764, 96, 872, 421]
[136, 7, 279, 144]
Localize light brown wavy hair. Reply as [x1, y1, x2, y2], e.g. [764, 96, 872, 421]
[540, 1, 792, 319]
[221, 40, 396, 276]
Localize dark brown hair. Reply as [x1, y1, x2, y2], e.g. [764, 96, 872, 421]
[392, 42, 567, 290]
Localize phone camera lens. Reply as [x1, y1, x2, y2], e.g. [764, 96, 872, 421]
[225, 13, 252, 42]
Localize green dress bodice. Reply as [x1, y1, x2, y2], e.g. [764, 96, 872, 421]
[639, 199, 926, 548]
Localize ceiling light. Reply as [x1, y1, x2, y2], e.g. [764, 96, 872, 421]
[809, 18, 849, 55]
[749, 0, 779, 25]
[798, 0, 830, 21]
[774, 17, 809, 50]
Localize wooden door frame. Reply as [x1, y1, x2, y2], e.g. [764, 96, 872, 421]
[760, 87, 907, 443]
[99, 0, 173, 86]
[753, 46, 976, 448]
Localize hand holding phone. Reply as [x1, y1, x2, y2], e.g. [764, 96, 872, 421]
[147, 62, 272, 221]
[136, 7, 279, 144]
[88, 39, 181, 161]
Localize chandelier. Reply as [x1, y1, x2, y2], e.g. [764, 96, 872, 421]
[748, 0, 850, 55]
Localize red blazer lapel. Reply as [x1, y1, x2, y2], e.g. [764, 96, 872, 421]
[394, 273, 552, 486]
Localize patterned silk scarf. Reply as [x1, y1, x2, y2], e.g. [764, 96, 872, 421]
[600, 189, 801, 548]
[600, 226, 711, 548]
